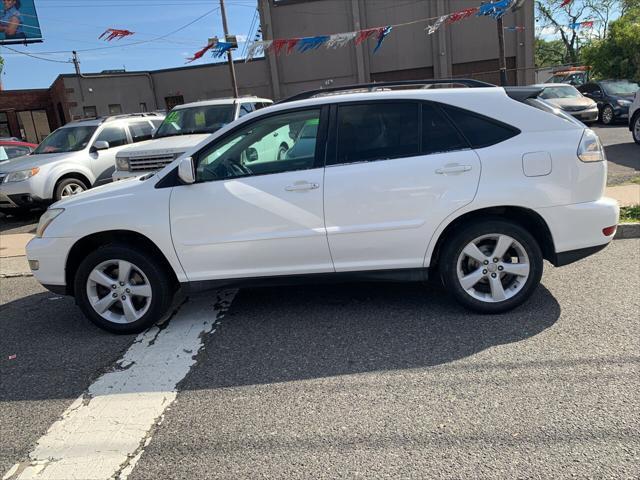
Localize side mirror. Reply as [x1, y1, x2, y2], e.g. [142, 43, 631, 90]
[592, 90, 602, 98]
[92, 140, 110, 152]
[245, 147, 259, 163]
[178, 156, 195, 184]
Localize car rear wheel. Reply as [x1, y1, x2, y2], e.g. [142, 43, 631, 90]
[601, 105, 615, 125]
[74, 244, 174, 334]
[55, 178, 88, 202]
[633, 115, 640, 145]
[440, 220, 543, 314]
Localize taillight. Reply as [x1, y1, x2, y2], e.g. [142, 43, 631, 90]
[578, 129, 605, 162]
[602, 225, 617, 236]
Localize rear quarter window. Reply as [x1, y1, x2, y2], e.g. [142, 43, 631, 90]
[442, 105, 520, 148]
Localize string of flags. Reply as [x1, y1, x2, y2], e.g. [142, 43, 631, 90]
[98, 28, 135, 41]
[186, 38, 235, 63]
[238, 0, 518, 62]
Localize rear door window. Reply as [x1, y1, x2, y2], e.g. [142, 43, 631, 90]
[442, 106, 519, 149]
[422, 104, 468, 154]
[333, 102, 420, 165]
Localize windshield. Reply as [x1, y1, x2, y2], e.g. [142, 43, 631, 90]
[154, 105, 235, 138]
[540, 86, 582, 99]
[602, 81, 639, 96]
[33, 126, 97, 154]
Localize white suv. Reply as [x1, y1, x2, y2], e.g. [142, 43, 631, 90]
[113, 97, 274, 181]
[0, 113, 163, 215]
[26, 80, 619, 333]
[630, 90, 640, 145]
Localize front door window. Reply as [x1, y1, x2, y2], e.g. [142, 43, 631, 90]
[196, 109, 321, 182]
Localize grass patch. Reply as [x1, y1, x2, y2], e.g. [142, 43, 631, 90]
[620, 205, 640, 223]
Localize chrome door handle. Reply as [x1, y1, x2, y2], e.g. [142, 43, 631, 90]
[435, 164, 472, 175]
[285, 182, 319, 192]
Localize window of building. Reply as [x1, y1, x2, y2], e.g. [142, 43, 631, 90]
[334, 102, 420, 165]
[129, 122, 154, 143]
[95, 126, 128, 148]
[0, 112, 10, 138]
[422, 104, 468, 154]
[17, 110, 51, 143]
[108, 104, 123, 115]
[197, 109, 321, 182]
[83, 106, 97, 118]
[442, 106, 519, 149]
[139, 103, 148, 112]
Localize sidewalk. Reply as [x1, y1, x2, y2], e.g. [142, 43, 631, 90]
[0, 233, 33, 278]
[606, 184, 640, 207]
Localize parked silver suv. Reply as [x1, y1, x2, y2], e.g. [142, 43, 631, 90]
[630, 89, 640, 145]
[0, 113, 163, 215]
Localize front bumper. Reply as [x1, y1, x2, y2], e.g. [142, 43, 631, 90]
[0, 180, 47, 209]
[26, 236, 77, 292]
[568, 106, 599, 123]
[536, 197, 620, 265]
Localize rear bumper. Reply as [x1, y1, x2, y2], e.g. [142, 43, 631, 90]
[536, 197, 620, 265]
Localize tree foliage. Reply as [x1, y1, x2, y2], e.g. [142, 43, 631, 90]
[535, 38, 567, 67]
[536, 0, 620, 64]
[581, 5, 640, 80]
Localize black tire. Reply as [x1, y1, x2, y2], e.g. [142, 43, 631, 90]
[439, 219, 543, 314]
[54, 177, 88, 202]
[277, 143, 289, 160]
[74, 244, 174, 334]
[632, 114, 640, 146]
[600, 105, 615, 125]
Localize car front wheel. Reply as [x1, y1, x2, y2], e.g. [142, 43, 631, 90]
[633, 115, 640, 145]
[55, 177, 88, 202]
[440, 220, 543, 314]
[74, 244, 174, 333]
[601, 105, 615, 125]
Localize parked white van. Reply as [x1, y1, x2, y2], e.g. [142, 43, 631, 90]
[113, 97, 274, 180]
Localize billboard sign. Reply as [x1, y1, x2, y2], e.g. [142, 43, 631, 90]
[1, 0, 43, 45]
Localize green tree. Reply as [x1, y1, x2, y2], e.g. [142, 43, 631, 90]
[535, 38, 567, 66]
[581, 5, 640, 79]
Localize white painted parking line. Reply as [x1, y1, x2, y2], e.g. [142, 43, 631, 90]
[2, 290, 236, 480]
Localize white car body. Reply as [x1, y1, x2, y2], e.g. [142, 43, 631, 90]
[629, 90, 640, 145]
[113, 97, 274, 181]
[26, 84, 619, 332]
[0, 114, 162, 210]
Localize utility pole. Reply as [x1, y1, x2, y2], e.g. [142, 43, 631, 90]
[219, 0, 239, 98]
[496, 18, 508, 86]
[72, 50, 85, 102]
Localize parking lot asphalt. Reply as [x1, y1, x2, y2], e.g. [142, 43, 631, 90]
[1, 239, 638, 479]
[591, 124, 639, 186]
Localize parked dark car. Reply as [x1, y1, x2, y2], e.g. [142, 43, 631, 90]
[578, 80, 640, 125]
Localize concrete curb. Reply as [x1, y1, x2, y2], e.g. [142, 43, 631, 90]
[615, 222, 640, 239]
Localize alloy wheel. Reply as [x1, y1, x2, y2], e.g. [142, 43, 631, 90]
[456, 234, 530, 303]
[602, 106, 614, 125]
[634, 116, 640, 143]
[86, 259, 152, 324]
[60, 183, 85, 198]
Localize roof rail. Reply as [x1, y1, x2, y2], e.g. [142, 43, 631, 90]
[277, 79, 496, 104]
[103, 112, 162, 122]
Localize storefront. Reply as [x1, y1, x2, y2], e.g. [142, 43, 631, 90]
[0, 89, 57, 144]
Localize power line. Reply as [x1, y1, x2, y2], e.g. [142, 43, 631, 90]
[0, 44, 72, 63]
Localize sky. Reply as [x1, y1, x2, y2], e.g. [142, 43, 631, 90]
[0, 0, 259, 90]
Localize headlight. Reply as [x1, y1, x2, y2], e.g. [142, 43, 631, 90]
[116, 157, 130, 171]
[577, 129, 605, 163]
[36, 208, 64, 238]
[617, 99, 631, 106]
[4, 167, 39, 183]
